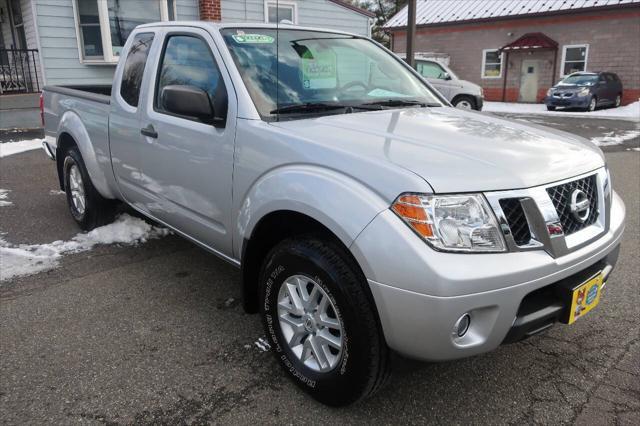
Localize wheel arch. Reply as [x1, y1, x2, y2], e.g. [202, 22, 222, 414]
[236, 165, 392, 313]
[55, 111, 117, 199]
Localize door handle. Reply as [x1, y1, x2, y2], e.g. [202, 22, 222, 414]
[141, 124, 158, 138]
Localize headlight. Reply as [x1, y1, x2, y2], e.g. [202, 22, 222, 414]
[391, 193, 506, 253]
[578, 87, 590, 97]
[546, 88, 554, 96]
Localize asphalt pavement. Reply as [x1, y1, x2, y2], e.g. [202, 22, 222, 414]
[1, 115, 638, 424]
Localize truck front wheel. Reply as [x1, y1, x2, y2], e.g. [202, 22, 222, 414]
[63, 147, 116, 231]
[259, 236, 390, 406]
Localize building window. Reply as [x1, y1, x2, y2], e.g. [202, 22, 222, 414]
[265, 1, 297, 24]
[481, 49, 503, 78]
[73, 0, 174, 64]
[561, 44, 589, 76]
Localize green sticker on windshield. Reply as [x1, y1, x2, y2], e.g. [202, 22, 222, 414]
[301, 48, 337, 90]
[232, 34, 275, 44]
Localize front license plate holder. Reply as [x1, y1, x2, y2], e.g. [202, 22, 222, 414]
[557, 272, 603, 324]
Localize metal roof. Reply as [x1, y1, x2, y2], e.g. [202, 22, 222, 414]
[384, 0, 640, 28]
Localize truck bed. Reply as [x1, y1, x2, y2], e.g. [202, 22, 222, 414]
[43, 85, 112, 104]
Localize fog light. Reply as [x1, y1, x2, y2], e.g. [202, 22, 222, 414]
[454, 314, 471, 338]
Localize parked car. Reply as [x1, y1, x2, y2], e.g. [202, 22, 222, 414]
[41, 23, 625, 406]
[396, 54, 484, 110]
[545, 72, 623, 112]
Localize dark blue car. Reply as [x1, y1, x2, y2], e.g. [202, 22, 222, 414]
[545, 72, 623, 112]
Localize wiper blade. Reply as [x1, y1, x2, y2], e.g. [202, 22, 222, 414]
[270, 102, 382, 115]
[362, 99, 440, 108]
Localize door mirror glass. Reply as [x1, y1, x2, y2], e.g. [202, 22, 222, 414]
[161, 85, 214, 123]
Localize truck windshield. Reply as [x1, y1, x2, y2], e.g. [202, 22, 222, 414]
[221, 28, 442, 119]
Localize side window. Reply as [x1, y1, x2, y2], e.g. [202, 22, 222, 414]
[155, 35, 224, 120]
[120, 32, 155, 107]
[417, 61, 446, 79]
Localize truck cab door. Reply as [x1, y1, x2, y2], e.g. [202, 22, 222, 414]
[109, 32, 158, 208]
[137, 28, 237, 257]
[416, 60, 453, 99]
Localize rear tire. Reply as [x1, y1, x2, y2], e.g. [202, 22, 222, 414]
[614, 94, 622, 108]
[453, 95, 476, 110]
[63, 147, 117, 231]
[259, 236, 390, 406]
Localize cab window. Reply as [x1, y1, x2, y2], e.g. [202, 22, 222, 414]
[155, 34, 225, 120]
[417, 61, 447, 79]
[120, 32, 155, 107]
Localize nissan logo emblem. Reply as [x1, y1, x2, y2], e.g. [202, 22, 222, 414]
[570, 189, 590, 222]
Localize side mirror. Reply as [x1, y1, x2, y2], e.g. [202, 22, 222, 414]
[442, 72, 452, 80]
[161, 85, 226, 127]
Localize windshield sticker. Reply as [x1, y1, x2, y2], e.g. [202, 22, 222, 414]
[301, 48, 337, 90]
[232, 34, 275, 44]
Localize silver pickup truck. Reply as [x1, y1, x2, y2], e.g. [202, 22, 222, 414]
[41, 22, 625, 406]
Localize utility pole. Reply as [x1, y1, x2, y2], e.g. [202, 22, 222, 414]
[405, 0, 417, 68]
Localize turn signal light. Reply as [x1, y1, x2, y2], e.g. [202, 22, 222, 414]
[391, 195, 434, 238]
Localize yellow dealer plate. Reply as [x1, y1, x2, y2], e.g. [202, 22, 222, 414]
[568, 272, 603, 324]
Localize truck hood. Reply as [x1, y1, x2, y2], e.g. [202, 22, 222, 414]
[272, 107, 604, 193]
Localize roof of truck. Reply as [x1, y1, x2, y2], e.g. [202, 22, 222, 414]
[137, 21, 360, 37]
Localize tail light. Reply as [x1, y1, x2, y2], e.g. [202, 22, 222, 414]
[39, 93, 45, 127]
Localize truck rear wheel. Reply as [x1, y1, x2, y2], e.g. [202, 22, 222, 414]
[63, 147, 116, 231]
[259, 236, 390, 406]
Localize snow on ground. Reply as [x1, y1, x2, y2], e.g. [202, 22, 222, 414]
[0, 189, 11, 207]
[484, 101, 640, 121]
[0, 139, 43, 157]
[0, 214, 170, 282]
[590, 130, 640, 146]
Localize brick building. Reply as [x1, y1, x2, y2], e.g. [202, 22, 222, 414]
[384, 0, 640, 105]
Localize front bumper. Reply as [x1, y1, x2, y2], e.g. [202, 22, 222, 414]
[350, 191, 625, 361]
[545, 95, 590, 108]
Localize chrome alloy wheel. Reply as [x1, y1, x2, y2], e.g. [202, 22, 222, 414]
[277, 275, 344, 373]
[69, 164, 86, 215]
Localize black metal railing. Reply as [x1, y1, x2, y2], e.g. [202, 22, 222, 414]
[0, 49, 40, 95]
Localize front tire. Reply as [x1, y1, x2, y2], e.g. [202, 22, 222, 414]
[586, 96, 597, 112]
[63, 147, 116, 231]
[259, 236, 390, 406]
[453, 95, 476, 110]
[546, 105, 556, 111]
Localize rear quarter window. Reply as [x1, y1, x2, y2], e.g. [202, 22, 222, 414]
[120, 32, 155, 107]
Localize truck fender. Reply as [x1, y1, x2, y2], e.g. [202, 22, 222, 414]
[235, 164, 390, 259]
[57, 111, 117, 199]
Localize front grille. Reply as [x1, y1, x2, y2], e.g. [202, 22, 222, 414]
[499, 198, 532, 246]
[546, 175, 598, 235]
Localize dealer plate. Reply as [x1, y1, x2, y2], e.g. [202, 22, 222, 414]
[568, 272, 603, 324]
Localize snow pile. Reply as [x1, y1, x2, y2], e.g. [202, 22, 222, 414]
[0, 214, 170, 282]
[0, 139, 44, 157]
[483, 101, 640, 121]
[0, 189, 11, 207]
[590, 130, 640, 146]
